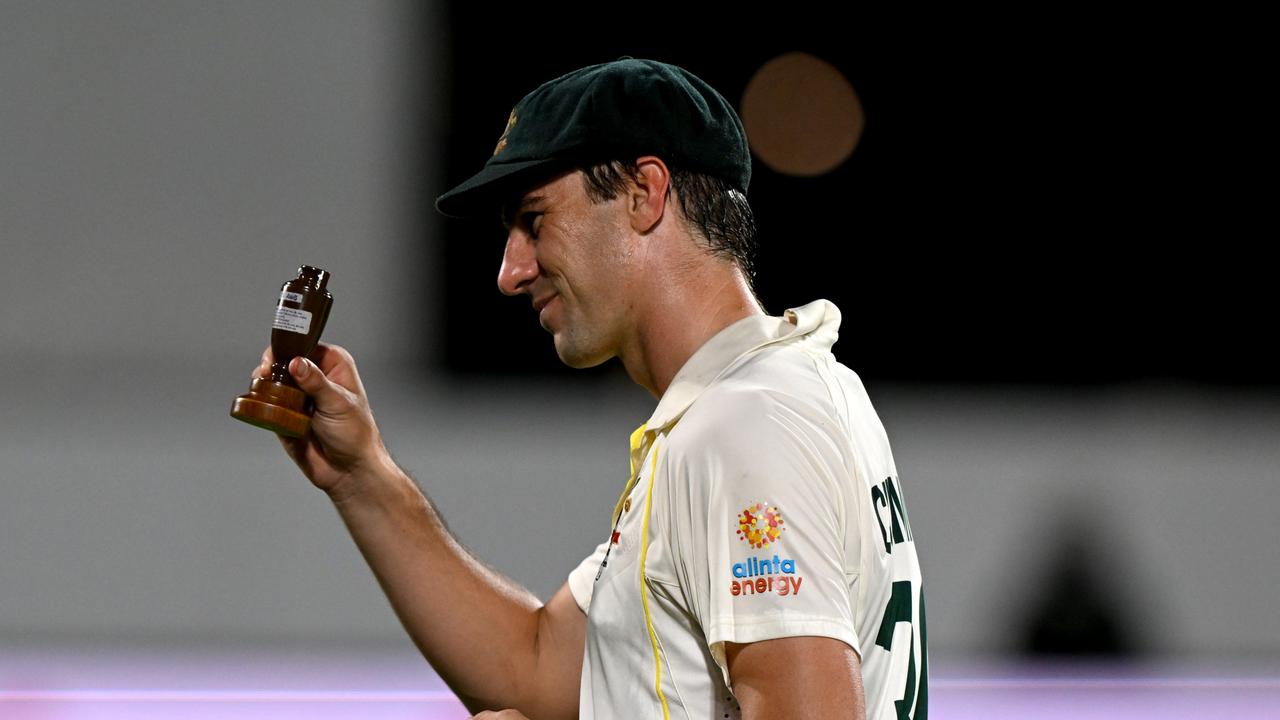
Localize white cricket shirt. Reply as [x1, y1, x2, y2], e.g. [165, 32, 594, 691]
[568, 300, 927, 720]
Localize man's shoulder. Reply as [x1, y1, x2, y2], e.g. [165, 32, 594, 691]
[663, 346, 847, 460]
[656, 363, 855, 512]
[658, 336, 888, 483]
[701, 335, 852, 408]
[668, 376, 785, 446]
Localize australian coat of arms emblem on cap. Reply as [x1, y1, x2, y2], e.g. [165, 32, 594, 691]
[493, 110, 517, 156]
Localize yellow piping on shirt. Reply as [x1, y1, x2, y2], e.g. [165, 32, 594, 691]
[614, 424, 648, 525]
[639, 441, 671, 720]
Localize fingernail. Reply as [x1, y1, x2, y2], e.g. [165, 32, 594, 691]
[293, 358, 309, 378]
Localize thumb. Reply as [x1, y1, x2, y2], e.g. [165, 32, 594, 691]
[288, 356, 347, 410]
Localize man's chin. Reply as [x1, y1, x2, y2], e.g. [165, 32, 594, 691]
[553, 336, 611, 369]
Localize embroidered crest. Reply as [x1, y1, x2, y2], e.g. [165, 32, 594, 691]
[493, 109, 517, 156]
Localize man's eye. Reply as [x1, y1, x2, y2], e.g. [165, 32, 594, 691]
[523, 212, 543, 237]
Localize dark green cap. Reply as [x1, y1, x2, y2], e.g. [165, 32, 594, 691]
[435, 58, 751, 218]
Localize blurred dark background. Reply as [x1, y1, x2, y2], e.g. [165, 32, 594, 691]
[432, 2, 1263, 384]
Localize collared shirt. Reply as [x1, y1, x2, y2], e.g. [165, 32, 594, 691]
[569, 300, 927, 720]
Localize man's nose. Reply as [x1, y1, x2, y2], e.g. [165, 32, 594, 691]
[497, 231, 537, 296]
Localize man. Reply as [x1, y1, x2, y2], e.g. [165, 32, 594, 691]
[255, 58, 926, 719]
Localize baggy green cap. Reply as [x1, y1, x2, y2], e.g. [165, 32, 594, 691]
[435, 58, 751, 218]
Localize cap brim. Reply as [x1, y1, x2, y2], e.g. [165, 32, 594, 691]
[435, 157, 570, 219]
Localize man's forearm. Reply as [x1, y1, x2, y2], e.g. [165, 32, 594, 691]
[329, 453, 546, 713]
[260, 346, 581, 717]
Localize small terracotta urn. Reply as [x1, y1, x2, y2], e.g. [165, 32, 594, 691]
[230, 265, 333, 437]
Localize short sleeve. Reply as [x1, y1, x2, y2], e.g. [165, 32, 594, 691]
[567, 539, 610, 613]
[664, 389, 861, 684]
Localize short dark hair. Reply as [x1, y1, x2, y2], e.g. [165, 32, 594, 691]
[580, 160, 758, 285]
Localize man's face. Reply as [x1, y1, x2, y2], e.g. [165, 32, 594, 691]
[497, 170, 636, 368]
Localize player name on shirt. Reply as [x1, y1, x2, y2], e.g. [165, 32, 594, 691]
[871, 475, 914, 553]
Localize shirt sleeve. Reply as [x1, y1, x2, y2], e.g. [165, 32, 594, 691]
[663, 389, 861, 685]
[567, 539, 611, 613]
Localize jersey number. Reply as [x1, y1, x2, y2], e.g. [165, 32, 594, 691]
[875, 581, 928, 720]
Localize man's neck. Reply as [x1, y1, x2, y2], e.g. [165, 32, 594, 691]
[620, 268, 763, 399]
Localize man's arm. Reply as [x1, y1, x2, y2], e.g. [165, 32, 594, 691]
[726, 637, 865, 719]
[254, 344, 585, 719]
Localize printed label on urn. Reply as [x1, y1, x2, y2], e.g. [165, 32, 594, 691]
[272, 306, 312, 334]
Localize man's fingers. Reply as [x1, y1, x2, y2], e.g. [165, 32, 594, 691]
[309, 343, 355, 376]
[251, 344, 362, 402]
[289, 355, 326, 392]
[288, 356, 350, 410]
[307, 343, 366, 396]
[251, 347, 273, 379]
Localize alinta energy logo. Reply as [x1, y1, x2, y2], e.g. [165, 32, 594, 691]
[736, 502, 785, 549]
[730, 502, 802, 598]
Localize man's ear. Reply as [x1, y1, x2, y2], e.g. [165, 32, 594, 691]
[628, 156, 672, 234]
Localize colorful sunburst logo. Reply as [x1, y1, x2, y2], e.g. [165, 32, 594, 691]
[736, 502, 785, 549]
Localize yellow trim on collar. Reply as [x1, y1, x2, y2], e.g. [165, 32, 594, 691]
[612, 423, 649, 526]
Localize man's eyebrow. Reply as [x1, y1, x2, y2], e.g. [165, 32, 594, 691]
[500, 194, 547, 228]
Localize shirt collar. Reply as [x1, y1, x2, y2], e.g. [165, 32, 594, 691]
[644, 299, 842, 432]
